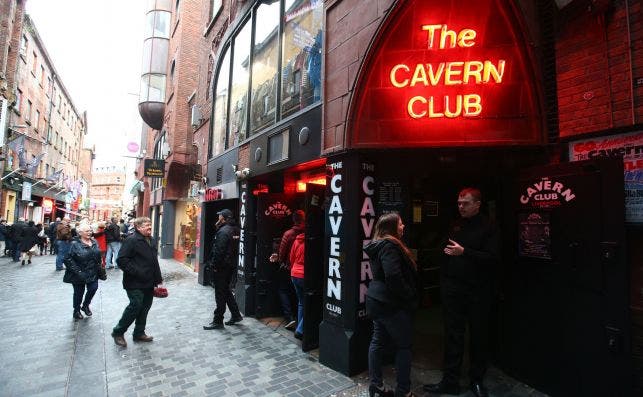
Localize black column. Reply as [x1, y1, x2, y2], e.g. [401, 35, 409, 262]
[236, 181, 257, 316]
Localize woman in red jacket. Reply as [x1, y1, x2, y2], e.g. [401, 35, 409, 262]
[289, 232, 305, 340]
[93, 222, 107, 266]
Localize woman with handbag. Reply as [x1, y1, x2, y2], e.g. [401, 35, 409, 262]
[364, 212, 418, 397]
[63, 222, 106, 320]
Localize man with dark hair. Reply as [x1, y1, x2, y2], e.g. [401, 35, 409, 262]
[55, 217, 72, 270]
[424, 188, 499, 397]
[269, 209, 305, 331]
[112, 217, 163, 347]
[203, 209, 242, 330]
[105, 217, 122, 269]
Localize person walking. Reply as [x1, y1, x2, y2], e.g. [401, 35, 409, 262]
[19, 221, 39, 266]
[56, 217, 73, 271]
[289, 228, 305, 340]
[105, 218, 122, 269]
[62, 223, 106, 320]
[112, 217, 163, 347]
[364, 212, 418, 397]
[269, 210, 306, 331]
[203, 209, 242, 330]
[0, 219, 7, 257]
[12, 217, 27, 263]
[48, 218, 60, 254]
[423, 188, 499, 397]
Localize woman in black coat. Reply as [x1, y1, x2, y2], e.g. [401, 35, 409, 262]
[63, 223, 106, 320]
[18, 221, 40, 265]
[364, 212, 418, 397]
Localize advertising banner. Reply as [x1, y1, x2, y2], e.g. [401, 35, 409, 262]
[144, 159, 165, 178]
[569, 131, 643, 223]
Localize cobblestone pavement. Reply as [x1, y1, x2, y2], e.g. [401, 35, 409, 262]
[0, 254, 547, 397]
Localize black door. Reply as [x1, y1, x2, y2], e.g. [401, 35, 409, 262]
[500, 158, 631, 396]
[302, 183, 325, 351]
[255, 193, 301, 318]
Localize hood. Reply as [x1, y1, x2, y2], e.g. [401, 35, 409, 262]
[363, 239, 392, 258]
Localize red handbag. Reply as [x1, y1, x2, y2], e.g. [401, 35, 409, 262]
[153, 285, 168, 298]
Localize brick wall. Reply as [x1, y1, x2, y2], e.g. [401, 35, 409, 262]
[556, 1, 643, 138]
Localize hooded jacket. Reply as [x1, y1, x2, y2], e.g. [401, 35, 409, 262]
[363, 239, 418, 317]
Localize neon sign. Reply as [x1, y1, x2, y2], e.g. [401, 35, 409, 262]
[349, 0, 542, 148]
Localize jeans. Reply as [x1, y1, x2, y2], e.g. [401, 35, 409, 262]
[291, 277, 304, 334]
[368, 309, 413, 395]
[213, 266, 241, 322]
[113, 288, 154, 337]
[56, 240, 71, 270]
[12, 240, 20, 262]
[277, 269, 294, 321]
[72, 280, 98, 311]
[105, 241, 121, 267]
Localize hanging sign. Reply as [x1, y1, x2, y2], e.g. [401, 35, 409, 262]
[144, 159, 165, 178]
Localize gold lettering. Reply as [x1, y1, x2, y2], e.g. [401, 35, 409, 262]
[410, 64, 428, 86]
[483, 60, 505, 83]
[439, 25, 457, 49]
[444, 62, 464, 85]
[390, 64, 410, 88]
[422, 24, 442, 49]
[458, 29, 476, 47]
[428, 96, 444, 118]
[407, 96, 427, 119]
[463, 61, 483, 84]
[444, 95, 463, 118]
[427, 63, 445, 86]
[463, 94, 482, 116]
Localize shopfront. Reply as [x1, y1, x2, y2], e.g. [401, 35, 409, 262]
[315, 0, 636, 395]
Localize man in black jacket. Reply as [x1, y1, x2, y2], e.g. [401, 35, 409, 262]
[203, 209, 242, 330]
[112, 217, 163, 347]
[424, 188, 499, 397]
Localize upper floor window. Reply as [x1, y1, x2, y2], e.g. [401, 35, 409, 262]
[31, 52, 38, 74]
[145, 9, 170, 39]
[14, 89, 21, 113]
[26, 100, 32, 122]
[228, 20, 251, 147]
[210, 47, 230, 158]
[19, 35, 28, 55]
[35, 110, 41, 131]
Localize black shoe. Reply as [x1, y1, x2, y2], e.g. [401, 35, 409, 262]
[368, 384, 394, 397]
[73, 310, 84, 320]
[470, 381, 488, 397]
[112, 334, 127, 347]
[27, 259, 31, 264]
[224, 316, 243, 325]
[294, 332, 303, 340]
[423, 380, 460, 395]
[21, 260, 25, 266]
[203, 321, 224, 330]
[81, 306, 92, 316]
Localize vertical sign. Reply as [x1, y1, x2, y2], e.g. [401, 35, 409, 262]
[22, 181, 32, 201]
[358, 161, 376, 320]
[325, 161, 344, 323]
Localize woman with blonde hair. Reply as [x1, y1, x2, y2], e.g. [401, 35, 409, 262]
[364, 212, 418, 397]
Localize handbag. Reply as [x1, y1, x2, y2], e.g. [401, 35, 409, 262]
[153, 285, 168, 298]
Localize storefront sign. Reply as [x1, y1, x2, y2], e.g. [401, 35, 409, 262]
[42, 198, 53, 214]
[569, 131, 643, 223]
[351, 0, 541, 147]
[326, 161, 344, 320]
[264, 201, 292, 218]
[21, 181, 32, 201]
[358, 162, 376, 319]
[203, 187, 223, 202]
[518, 212, 551, 259]
[519, 177, 576, 208]
[144, 159, 165, 178]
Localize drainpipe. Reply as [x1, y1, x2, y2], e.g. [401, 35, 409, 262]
[624, 0, 636, 124]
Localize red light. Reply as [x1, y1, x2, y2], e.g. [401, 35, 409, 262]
[296, 176, 326, 192]
[43, 199, 54, 214]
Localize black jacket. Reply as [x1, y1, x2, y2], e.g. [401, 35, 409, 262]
[443, 214, 499, 283]
[105, 222, 121, 243]
[18, 225, 39, 252]
[208, 221, 240, 271]
[364, 239, 418, 318]
[63, 239, 101, 284]
[117, 230, 163, 289]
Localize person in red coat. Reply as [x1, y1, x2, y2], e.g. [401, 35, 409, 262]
[289, 231, 305, 340]
[93, 221, 108, 266]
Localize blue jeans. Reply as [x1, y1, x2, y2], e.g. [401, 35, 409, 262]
[291, 277, 304, 334]
[106, 241, 121, 267]
[368, 309, 413, 395]
[72, 280, 98, 311]
[56, 240, 71, 270]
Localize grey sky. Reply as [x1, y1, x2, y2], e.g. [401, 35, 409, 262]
[25, 0, 146, 167]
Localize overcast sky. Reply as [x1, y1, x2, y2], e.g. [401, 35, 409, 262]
[25, 0, 146, 168]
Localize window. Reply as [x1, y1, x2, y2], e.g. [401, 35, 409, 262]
[47, 126, 52, 142]
[250, 0, 279, 134]
[32, 52, 37, 74]
[54, 132, 58, 148]
[19, 34, 28, 55]
[210, 47, 230, 158]
[281, 0, 323, 117]
[40, 66, 45, 86]
[268, 129, 289, 164]
[206, 54, 214, 100]
[46, 77, 52, 96]
[26, 100, 32, 122]
[15, 90, 21, 113]
[35, 110, 40, 131]
[145, 10, 170, 39]
[170, 59, 176, 83]
[228, 20, 251, 147]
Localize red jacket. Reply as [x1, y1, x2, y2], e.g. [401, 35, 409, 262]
[289, 233, 305, 279]
[278, 223, 305, 267]
[94, 228, 107, 252]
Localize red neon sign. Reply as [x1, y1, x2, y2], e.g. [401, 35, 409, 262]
[350, 0, 542, 148]
[296, 176, 327, 193]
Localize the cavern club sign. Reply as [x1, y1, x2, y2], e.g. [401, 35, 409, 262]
[520, 178, 576, 208]
[350, 0, 542, 148]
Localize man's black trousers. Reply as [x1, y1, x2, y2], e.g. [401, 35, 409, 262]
[441, 277, 492, 383]
[213, 266, 241, 322]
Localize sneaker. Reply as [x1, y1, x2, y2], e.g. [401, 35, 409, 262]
[225, 316, 243, 325]
[285, 320, 297, 331]
[133, 334, 154, 342]
[112, 334, 127, 347]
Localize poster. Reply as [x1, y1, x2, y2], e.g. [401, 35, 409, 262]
[569, 131, 643, 223]
[518, 212, 551, 259]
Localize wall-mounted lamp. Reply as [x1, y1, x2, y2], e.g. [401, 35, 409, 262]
[235, 167, 251, 179]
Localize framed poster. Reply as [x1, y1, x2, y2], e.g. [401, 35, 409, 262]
[518, 212, 551, 259]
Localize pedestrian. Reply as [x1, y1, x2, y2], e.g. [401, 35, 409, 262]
[48, 218, 60, 255]
[203, 209, 243, 330]
[12, 217, 27, 262]
[19, 221, 39, 266]
[289, 219, 305, 340]
[269, 210, 306, 331]
[93, 221, 107, 266]
[423, 188, 499, 397]
[118, 219, 128, 238]
[0, 219, 6, 256]
[5, 222, 15, 259]
[36, 223, 47, 255]
[63, 222, 106, 320]
[105, 217, 122, 269]
[364, 212, 418, 397]
[112, 217, 163, 347]
[56, 217, 73, 271]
